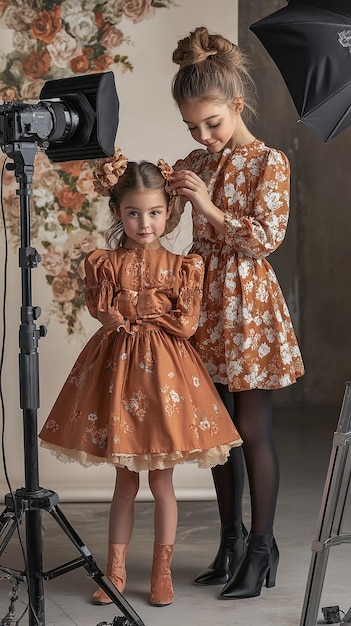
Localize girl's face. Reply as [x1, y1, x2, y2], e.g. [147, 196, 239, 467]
[179, 98, 243, 153]
[120, 189, 171, 249]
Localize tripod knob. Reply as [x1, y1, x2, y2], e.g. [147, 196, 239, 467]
[33, 306, 41, 319]
[39, 325, 47, 337]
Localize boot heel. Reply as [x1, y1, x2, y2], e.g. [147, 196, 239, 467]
[220, 533, 278, 599]
[265, 566, 276, 588]
[265, 539, 279, 588]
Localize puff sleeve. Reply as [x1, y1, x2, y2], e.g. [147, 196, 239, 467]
[223, 149, 290, 258]
[84, 250, 125, 328]
[153, 254, 204, 339]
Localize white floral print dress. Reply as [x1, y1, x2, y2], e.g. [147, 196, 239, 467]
[174, 139, 304, 390]
[39, 247, 242, 471]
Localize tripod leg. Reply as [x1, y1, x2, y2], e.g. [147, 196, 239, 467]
[300, 431, 351, 626]
[300, 383, 351, 626]
[47, 504, 145, 626]
[26, 508, 45, 625]
[341, 606, 351, 624]
[0, 505, 46, 625]
[0, 507, 24, 558]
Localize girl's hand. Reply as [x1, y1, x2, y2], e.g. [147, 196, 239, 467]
[169, 169, 225, 234]
[168, 170, 211, 216]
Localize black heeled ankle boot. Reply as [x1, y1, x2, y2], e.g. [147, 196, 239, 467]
[194, 520, 248, 585]
[220, 533, 279, 599]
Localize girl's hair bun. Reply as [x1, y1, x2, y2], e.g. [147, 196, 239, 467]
[172, 26, 234, 68]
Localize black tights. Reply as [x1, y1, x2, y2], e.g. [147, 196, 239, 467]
[212, 384, 279, 535]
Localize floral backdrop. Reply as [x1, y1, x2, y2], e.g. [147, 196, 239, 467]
[0, 0, 177, 336]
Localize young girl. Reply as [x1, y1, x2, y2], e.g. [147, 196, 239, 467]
[167, 26, 304, 599]
[38, 149, 242, 607]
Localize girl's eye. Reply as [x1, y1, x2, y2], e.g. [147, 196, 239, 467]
[129, 211, 138, 217]
[187, 122, 220, 131]
[151, 210, 161, 216]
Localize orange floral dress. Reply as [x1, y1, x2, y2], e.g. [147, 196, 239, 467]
[39, 247, 242, 471]
[174, 139, 304, 391]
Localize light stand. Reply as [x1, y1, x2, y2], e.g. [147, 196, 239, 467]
[0, 145, 145, 626]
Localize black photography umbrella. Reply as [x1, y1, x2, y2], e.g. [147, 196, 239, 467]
[250, 1, 351, 142]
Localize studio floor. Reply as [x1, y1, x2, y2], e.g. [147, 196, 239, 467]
[1, 405, 351, 626]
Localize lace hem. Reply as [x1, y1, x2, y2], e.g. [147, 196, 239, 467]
[39, 440, 242, 471]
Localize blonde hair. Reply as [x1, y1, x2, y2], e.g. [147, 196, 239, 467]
[172, 26, 256, 120]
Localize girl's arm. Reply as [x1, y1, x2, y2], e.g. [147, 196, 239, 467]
[223, 150, 290, 257]
[84, 250, 125, 327]
[152, 254, 204, 339]
[170, 149, 290, 258]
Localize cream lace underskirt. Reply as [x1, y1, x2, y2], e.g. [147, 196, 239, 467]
[40, 440, 242, 472]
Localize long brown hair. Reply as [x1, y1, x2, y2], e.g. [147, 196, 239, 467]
[172, 26, 256, 120]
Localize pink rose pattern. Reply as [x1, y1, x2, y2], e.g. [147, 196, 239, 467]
[0, 0, 176, 335]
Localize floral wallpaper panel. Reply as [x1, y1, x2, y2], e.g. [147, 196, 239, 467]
[0, 0, 177, 336]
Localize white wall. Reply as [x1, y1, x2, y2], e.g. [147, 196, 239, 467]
[0, 0, 238, 503]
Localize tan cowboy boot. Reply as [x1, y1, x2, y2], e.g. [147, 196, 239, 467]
[150, 543, 174, 607]
[92, 543, 129, 605]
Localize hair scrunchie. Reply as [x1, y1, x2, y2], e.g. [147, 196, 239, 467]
[93, 148, 128, 197]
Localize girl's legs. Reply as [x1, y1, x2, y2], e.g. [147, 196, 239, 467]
[207, 385, 279, 533]
[92, 467, 139, 604]
[233, 389, 278, 535]
[221, 388, 280, 599]
[109, 467, 140, 543]
[194, 383, 247, 585]
[212, 384, 245, 524]
[148, 468, 177, 606]
[148, 468, 178, 544]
